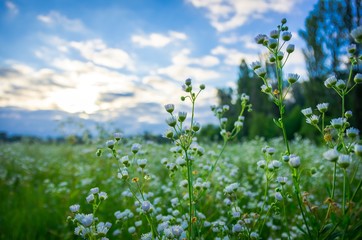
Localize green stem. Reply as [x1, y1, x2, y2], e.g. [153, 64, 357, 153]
[186, 150, 194, 240]
[342, 169, 347, 215]
[332, 161, 337, 199]
[292, 170, 313, 239]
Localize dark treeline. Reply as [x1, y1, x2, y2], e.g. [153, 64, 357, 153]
[201, 0, 362, 143]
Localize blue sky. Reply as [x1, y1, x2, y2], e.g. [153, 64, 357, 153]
[0, 0, 318, 137]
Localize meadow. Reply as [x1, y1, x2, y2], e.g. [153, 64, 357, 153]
[0, 137, 337, 239]
[1, 19, 362, 240]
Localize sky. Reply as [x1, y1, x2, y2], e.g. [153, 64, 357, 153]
[0, 0, 318, 138]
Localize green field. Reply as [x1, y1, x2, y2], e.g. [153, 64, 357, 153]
[1, 137, 360, 239]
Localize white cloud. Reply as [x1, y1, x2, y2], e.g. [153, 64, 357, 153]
[69, 39, 134, 70]
[37, 11, 87, 32]
[132, 31, 187, 48]
[157, 48, 221, 81]
[219, 35, 259, 49]
[187, 0, 295, 32]
[5, 1, 19, 16]
[211, 46, 259, 65]
[172, 48, 220, 67]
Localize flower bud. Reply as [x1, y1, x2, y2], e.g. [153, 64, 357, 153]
[106, 140, 115, 149]
[268, 38, 278, 49]
[277, 51, 284, 60]
[165, 129, 174, 139]
[282, 32, 292, 41]
[114, 132, 122, 141]
[69, 204, 80, 213]
[270, 30, 279, 39]
[286, 44, 295, 53]
[289, 155, 301, 168]
[178, 112, 187, 122]
[185, 78, 192, 86]
[354, 73, 362, 84]
[345, 110, 353, 118]
[164, 104, 175, 113]
[282, 155, 289, 162]
[200, 84, 205, 90]
[269, 54, 276, 63]
[192, 122, 201, 132]
[131, 143, 141, 154]
[347, 44, 356, 54]
[142, 201, 152, 212]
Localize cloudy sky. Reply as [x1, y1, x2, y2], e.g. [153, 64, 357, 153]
[0, 0, 318, 137]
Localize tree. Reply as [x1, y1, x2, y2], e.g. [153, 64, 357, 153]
[299, 0, 362, 132]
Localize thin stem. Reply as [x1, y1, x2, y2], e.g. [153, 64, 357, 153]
[342, 169, 347, 215]
[292, 170, 313, 239]
[185, 149, 194, 239]
[332, 161, 337, 199]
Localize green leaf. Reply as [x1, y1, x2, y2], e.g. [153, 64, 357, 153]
[273, 118, 282, 128]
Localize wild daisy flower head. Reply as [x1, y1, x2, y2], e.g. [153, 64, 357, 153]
[355, 144, 362, 157]
[250, 61, 261, 70]
[69, 204, 80, 213]
[330, 117, 346, 129]
[255, 34, 267, 44]
[289, 154, 301, 168]
[282, 31, 292, 41]
[270, 29, 279, 39]
[317, 103, 329, 113]
[301, 107, 313, 117]
[346, 127, 359, 138]
[338, 154, 351, 169]
[255, 67, 267, 78]
[114, 132, 122, 141]
[131, 143, 142, 154]
[166, 116, 177, 127]
[164, 104, 175, 113]
[336, 79, 346, 90]
[306, 114, 320, 125]
[324, 76, 337, 88]
[323, 148, 339, 162]
[268, 38, 278, 49]
[141, 201, 152, 213]
[106, 140, 115, 149]
[287, 73, 300, 84]
[351, 25, 362, 43]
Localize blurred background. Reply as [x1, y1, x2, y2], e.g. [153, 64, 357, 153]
[0, 0, 361, 143]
